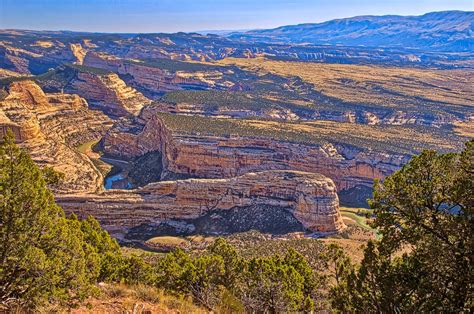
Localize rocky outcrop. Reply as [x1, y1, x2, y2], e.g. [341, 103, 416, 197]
[0, 41, 76, 75]
[70, 43, 87, 65]
[68, 71, 151, 116]
[0, 43, 42, 74]
[0, 68, 22, 79]
[5, 80, 51, 108]
[0, 80, 112, 193]
[58, 170, 346, 235]
[0, 81, 49, 141]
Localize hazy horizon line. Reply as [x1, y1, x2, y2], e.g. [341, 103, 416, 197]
[1, 9, 471, 36]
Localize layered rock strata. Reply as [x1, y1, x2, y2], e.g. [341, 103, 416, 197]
[58, 170, 346, 235]
[68, 71, 152, 116]
[70, 43, 87, 65]
[102, 108, 408, 192]
[0, 80, 112, 193]
[83, 52, 232, 96]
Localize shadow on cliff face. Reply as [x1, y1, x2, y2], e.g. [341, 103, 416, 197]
[128, 151, 163, 187]
[103, 151, 164, 189]
[125, 205, 307, 241]
[338, 185, 373, 208]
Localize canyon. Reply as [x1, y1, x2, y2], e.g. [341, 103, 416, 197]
[66, 70, 151, 117]
[101, 106, 409, 192]
[83, 52, 234, 97]
[0, 81, 348, 237]
[0, 27, 472, 242]
[0, 80, 112, 193]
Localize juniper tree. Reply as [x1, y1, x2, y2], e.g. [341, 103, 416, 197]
[0, 131, 90, 308]
[331, 140, 474, 312]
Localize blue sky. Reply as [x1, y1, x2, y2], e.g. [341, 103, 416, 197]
[0, 0, 472, 33]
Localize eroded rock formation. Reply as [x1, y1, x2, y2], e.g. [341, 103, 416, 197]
[70, 43, 87, 65]
[83, 52, 233, 96]
[58, 170, 346, 236]
[67, 70, 151, 116]
[102, 107, 408, 192]
[0, 80, 112, 193]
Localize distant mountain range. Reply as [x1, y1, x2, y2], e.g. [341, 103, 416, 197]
[229, 11, 474, 52]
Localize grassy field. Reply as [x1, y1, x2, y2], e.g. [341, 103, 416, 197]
[75, 139, 99, 154]
[339, 207, 374, 232]
[217, 57, 474, 115]
[75, 139, 113, 177]
[49, 283, 205, 313]
[146, 236, 189, 247]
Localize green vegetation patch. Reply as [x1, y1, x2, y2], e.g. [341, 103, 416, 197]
[67, 64, 113, 75]
[0, 63, 112, 89]
[132, 58, 223, 72]
[163, 89, 315, 115]
[339, 207, 374, 233]
[75, 139, 99, 154]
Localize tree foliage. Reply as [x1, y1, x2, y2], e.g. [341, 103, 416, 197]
[155, 238, 321, 312]
[331, 140, 474, 312]
[0, 131, 89, 307]
[0, 132, 138, 309]
[2, 129, 472, 312]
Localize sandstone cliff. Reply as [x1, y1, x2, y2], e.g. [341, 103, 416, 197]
[102, 108, 409, 192]
[0, 80, 112, 193]
[70, 43, 87, 65]
[58, 170, 346, 236]
[0, 43, 42, 74]
[67, 70, 151, 117]
[83, 52, 232, 97]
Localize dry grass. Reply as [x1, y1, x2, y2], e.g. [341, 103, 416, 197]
[454, 119, 474, 137]
[146, 236, 190, 251]
[218, 57, 474, 110]
[66, 283, 206, 314]
[243, 119, 460, 151]
[143, 235, 216, 252]
[134, 285, 162, 303]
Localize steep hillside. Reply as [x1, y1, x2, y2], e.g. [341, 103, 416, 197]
[231, 11, 474, 52]
[0, 80, 112, 193]
[0, 64, 152, 117]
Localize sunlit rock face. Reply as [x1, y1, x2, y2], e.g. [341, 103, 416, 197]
[67, 71, 151, 117]
[101, 107, 407, 193]
[57, 170, 346, 235]
[0, 80, 112, 193]
[83, 52, 226, 97]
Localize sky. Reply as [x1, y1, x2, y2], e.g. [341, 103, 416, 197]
[0, 0, 473, 33]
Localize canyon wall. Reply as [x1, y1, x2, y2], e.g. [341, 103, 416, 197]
[83, 52, 231, 96]
[0, 80, 112, 193]
[58, 170, 346, 235]
[102, 108, 408, 192]
[1, 84, 347, 237]
[67, 70, 152, 116]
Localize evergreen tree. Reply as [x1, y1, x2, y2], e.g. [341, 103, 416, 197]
[0, 131, 90, 308]
[331, 140, 474, 312]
